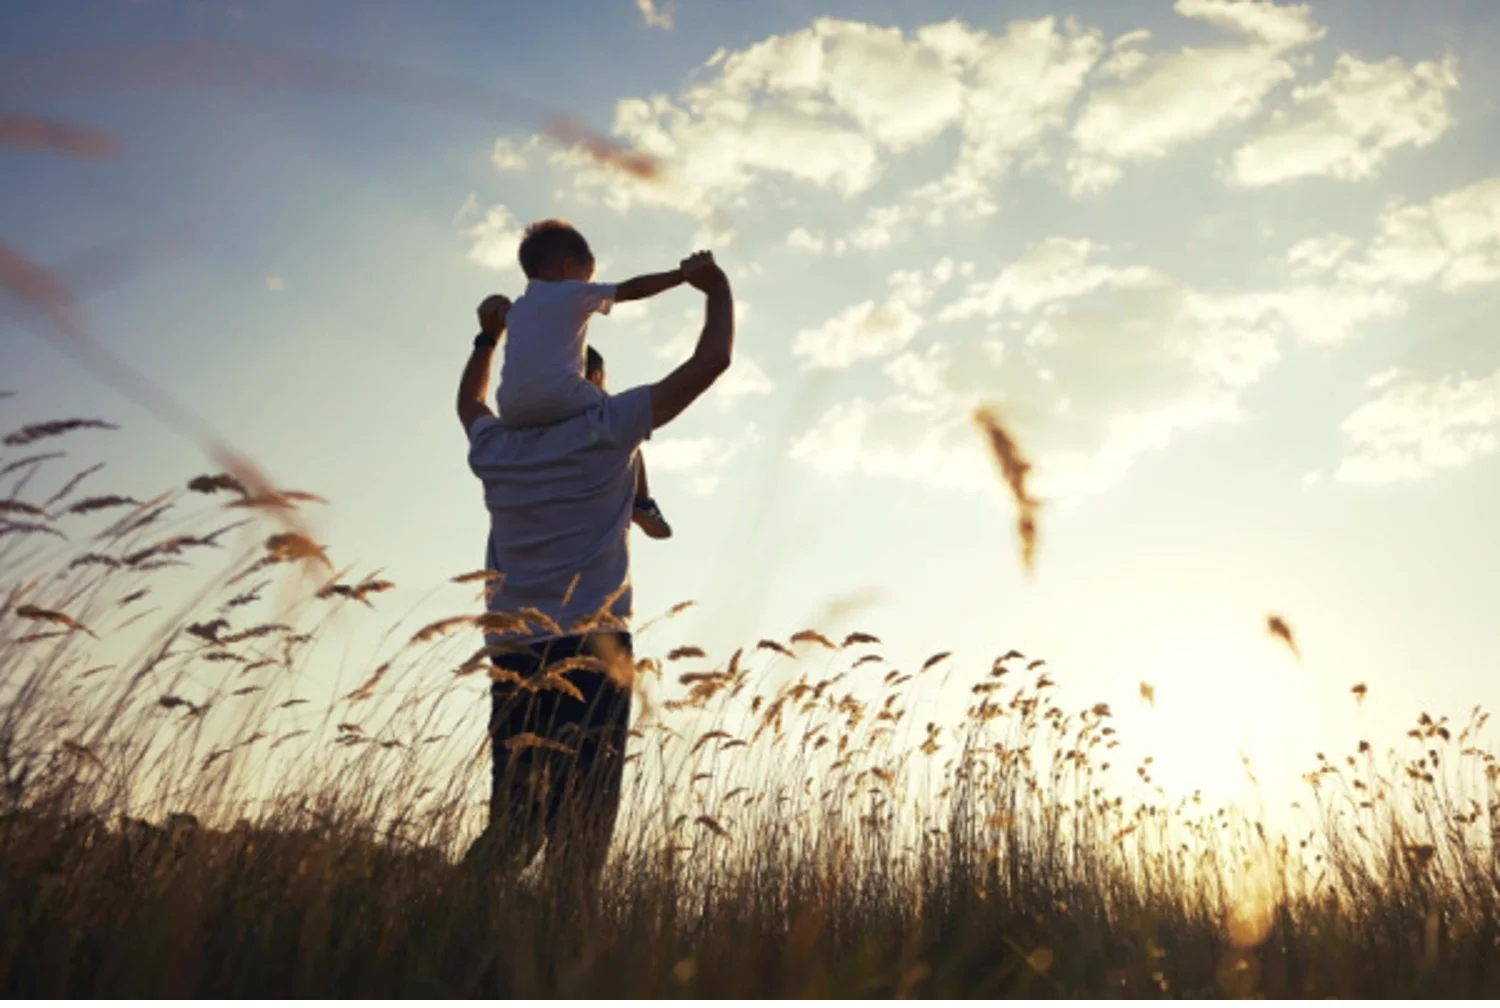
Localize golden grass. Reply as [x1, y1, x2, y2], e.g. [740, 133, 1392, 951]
[4, 437, 1500, 997]
[789, 629, 837, 649]
[13, 604, 95, 637]
[1267, 613, 1300, 659]
[64, 494, 139, 515]
[543, 116, 660, 181]
[973, 405, 1040, 575]
[4, 418, 118, 445]
[0, 114, 120, 158]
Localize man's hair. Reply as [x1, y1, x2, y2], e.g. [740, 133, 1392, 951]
[585, 346, 604, 377]
[518, 219, 592, 278]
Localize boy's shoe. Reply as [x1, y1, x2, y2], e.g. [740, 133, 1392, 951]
[633, 497, 673, 539]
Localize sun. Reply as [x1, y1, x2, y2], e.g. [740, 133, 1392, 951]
[1112, 618, 1317, 814]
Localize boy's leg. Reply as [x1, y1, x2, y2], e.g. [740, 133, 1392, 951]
[498, 375, 606, 428]
[632, 453, 672, 540]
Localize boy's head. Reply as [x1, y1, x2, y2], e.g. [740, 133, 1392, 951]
[518, 219, 595, 281]
[585, 346, 606, 389]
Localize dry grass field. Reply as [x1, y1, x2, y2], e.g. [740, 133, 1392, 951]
[4, 417, 1499, 998]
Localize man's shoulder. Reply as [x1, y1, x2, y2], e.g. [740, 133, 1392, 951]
[596, 386, 654, 448]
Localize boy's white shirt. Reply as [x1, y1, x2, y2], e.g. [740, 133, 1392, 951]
[497, 278, 617, 417]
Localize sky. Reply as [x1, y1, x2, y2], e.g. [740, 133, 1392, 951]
[4, 0, 1500, 809]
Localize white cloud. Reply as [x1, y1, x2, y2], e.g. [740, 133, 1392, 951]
[786, 227, 827, 254]
[946, 232, 1404, 357]
[713, 354, 775, 403]
[1346, 176, 1500, 290]
[451, 191, 480, 227]
[608, 299, 650, 323]
[883, 345, 953, 400]
[1068, 0, 1325, 193]
[651, 310, 700, 361]
[635, 303, 772, 405]
[1286, 233, 1356, 277]
[788, 396, 992, 490]
[794, 242, 1263, 499]
[770, 20, 968, 151]
[892, 258, 957, 304]
[636, 0, 674, 30]
[787, 384, 1243, 502]
[1336, 369, 1500, 484]
[540, 16, 1100, 242]
[911, 17, 1104, 218]
[1263, 282, 1405, 345]
[490, 138, 530, 172]
[1229, 54, 1459, 187]
[1350, 203, 1453, 286]
[556, 96, 879, 230]
[462, 202, 522, 274]
[793, 229, 1421, 501]
[686, 474, 724, 495]
[941, 238, 1164, 319]
[1173, 0, 1323, 47]
[792, 260, 956, 369]
[652, 300, 754, 360]
[792, 299, 924, 370]
[461, 9, 1492, 504]
[1037, 389, 1241, 499]
[1175, 291, 1284, 385]
[650, 435, 723, 470]
[793, 207, 956, 259]
[649, 424, 760, 495]
[843, 203, 908, 252]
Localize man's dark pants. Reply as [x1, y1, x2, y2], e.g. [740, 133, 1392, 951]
[479, 632, 632, 886]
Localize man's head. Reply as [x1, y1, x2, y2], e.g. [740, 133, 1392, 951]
[585, 346, 605, 389]
[518, 219, 595, 282]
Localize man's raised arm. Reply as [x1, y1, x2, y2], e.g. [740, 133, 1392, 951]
[650, 252, 733, 430]
[457, 294, 509, 435]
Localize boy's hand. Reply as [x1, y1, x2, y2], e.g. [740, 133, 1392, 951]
[679, 250, 723, 291]
[477, 294, 512, 337]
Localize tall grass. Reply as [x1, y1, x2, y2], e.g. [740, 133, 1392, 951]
[3, 420, 1500, 997]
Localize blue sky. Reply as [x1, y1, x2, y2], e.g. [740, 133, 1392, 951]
[4, 0, 1500, 805]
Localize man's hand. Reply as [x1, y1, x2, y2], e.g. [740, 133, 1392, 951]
[477, 294, 512, 337]
[679, 251, 724, 292]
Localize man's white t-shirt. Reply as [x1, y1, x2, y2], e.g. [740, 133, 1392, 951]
[496, 278, 617, 427]
[467, 385, 653, 643]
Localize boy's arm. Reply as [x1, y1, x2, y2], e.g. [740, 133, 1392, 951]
[614, 268, 685, 304]
[457, 294, 509, 435]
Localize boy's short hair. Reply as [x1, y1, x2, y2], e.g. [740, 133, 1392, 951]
[518, 219, 593, 278]
[586, 346, 604, 377]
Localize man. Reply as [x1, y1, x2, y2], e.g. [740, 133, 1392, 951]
[455, 249, 732, 886]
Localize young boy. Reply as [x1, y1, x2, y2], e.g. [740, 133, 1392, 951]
[493, 218, 683, 538]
